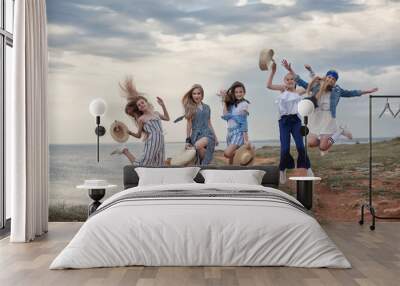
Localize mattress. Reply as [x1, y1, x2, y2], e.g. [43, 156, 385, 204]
[50, 183, 350, 269]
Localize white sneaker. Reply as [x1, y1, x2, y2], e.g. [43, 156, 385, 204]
[307, 168, 314, 177]
[339, 125, 353, 140]
[279, 170, 287, 185]
[110, 147, 127, 156]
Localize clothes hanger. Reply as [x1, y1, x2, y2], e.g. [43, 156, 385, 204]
[378, 98, 395, 118]
[394, 104, 400, 118]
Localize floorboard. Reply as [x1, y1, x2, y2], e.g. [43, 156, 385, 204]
[0, 222, 399, 286]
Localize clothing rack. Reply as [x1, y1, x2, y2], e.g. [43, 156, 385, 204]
[359, 95, 400, 230]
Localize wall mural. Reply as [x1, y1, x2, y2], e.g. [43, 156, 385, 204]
[47, 0, 400, 222]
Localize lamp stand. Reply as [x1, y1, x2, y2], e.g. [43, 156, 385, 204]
[96, 116, 100, 162]
[94, 116, 106, 163]
[300, 115, 309, 163]
[304, 115, 308, 165]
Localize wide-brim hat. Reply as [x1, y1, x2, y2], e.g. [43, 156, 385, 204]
[170, 148, 197, 166]
[233, 144, 256, 166]
[110, 120, 129, 143]
[259, 48, 274, 71]
[76, 179, 117, 189]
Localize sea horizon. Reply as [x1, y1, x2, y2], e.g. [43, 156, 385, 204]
[49, 136, 393, 146]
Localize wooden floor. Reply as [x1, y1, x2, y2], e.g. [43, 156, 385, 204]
[0, 222, 399, 286]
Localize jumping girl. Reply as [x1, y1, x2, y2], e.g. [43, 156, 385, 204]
[282, 59, 378, 153]
[267, 61, 313, 184]
[219, 81, 250, 165]
[175, 84, 218, 165]
[111, 78, 170, 166]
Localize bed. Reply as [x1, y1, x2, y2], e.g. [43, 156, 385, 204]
[50, 165, 350, 269]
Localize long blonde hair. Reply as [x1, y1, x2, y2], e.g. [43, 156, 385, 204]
[119, 76, 143, 101]
[120, 77, 153, 126]
[182, 84, 204, 120]
[306, 76, 331, 101]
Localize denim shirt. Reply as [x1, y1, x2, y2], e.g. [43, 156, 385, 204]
[295, 74, 363, 118]
[221, 113, 248, 132]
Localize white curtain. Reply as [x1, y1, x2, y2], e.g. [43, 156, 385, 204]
[8, 0, 49, 242]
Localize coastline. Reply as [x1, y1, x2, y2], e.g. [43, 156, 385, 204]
[49, 138, 400, 222]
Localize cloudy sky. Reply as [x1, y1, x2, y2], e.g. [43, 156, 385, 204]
[47, 0, 400, 144]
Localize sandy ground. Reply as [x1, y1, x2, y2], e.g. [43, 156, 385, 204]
[213, 138, 400, 222]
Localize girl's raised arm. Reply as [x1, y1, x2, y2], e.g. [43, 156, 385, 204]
[156, 97, 170, 121]
[305, 76, 322, 96]
[304, 64, 316, 78]
[266, 61, 285, 91]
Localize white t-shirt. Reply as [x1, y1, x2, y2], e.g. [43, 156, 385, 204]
[278, 90, 302, 117]
[227, 101, 249, 128]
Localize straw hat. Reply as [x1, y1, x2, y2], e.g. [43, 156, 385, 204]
[259, 48, 274, 71]
[110, 120, 129, 143]
[233, 144, 256, 166]
[170, 148, 197, 166]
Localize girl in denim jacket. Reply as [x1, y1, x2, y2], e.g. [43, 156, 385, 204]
[282, 59, 378, 153]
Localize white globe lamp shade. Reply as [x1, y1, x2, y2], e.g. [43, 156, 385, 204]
[89, 98, 107, 117]
[298, 99, 315, 117]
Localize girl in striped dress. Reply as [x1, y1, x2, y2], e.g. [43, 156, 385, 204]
[111, 78, 170, 166]
[219, 81, 250, 165]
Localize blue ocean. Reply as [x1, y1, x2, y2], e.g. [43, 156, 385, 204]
[49, 138, 383, 205]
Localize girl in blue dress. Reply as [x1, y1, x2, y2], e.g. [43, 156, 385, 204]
[175, 84, 218, 165]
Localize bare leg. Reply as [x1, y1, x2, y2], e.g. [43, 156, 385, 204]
[319, 135, 333, 151]
[195, 137, 209, 161]
[122, 148, 136, 164]
[224, 144, 239, 165]
[307, 133, 320, 148]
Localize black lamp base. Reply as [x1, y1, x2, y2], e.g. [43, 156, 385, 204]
[296, 181, 313, 210]
[88, 189, 105, 216]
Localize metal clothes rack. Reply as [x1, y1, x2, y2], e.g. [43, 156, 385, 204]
[359, 95, 400, 230]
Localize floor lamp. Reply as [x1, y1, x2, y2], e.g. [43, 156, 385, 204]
[288, 99, 319, 210]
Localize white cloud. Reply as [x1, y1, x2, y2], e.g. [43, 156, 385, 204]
[236, 0, 248, 7]
[260, 0, 296, 6]
[236, 0, 296, 7]
[48, 24, 82, 36]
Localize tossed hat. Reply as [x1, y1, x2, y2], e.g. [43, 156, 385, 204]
[170, 148, 197, 166]
[259, 48, 274, 71]
[110, 120, 129, 143]
[233, 144, 256, 166]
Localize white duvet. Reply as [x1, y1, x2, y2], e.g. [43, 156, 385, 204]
[50, 183, 350, 269]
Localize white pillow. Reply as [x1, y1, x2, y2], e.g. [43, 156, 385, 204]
[200, 169, 266, 185]
[135, 167, 201, 186]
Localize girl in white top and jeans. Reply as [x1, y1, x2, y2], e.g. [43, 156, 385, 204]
[267, 61, 313, 184]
